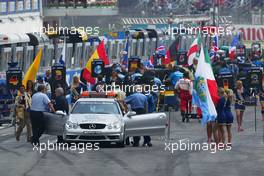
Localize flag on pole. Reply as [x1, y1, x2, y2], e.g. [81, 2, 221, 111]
[156, 45, 166, 56]
[168, 36, 181, 61]
[150, 45, 167, 66]
[150, 37, 180, 66]
[209, 35, 219, 59]
[122, 36, 129, 68]
[22, 48, 43, 86]
[82, 40, 109, 84]
[229, 34, 239, 60]
[59, 39, 66, 65]
[187, 35, 201, 65]
[192, 45, 219, 125]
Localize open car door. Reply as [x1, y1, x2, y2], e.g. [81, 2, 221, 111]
[43, 112, 68, 136]
[124, 112, 167, 137]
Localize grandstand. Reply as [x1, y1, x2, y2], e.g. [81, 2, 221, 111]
[118, 0, 263, 24]
[42, 0, 118, 17]
[43, 0, 117, 8]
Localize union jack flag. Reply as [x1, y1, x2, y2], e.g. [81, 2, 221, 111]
[156, 45, 166, 56]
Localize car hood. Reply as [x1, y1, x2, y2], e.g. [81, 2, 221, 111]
[68, 114, 122, 124]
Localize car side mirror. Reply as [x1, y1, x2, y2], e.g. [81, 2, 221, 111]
[55, 111, 66, 116]
[126, 111, 136, 118]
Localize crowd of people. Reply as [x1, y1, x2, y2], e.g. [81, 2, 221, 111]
[45, 0, 117, 7]
[13, 51, 264, 148]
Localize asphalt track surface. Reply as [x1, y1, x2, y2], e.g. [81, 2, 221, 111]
[0, 106, 263, 176]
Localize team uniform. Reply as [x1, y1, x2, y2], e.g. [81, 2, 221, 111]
[234, 89, 246, 111]
[216, 97, 234, 124]
[175, 78, 193, 122]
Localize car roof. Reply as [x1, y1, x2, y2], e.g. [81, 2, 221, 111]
[77, 98, 116, 102]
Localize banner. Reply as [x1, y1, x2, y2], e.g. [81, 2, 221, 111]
[233, 25, 264, 48]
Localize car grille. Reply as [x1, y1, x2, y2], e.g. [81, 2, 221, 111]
[66, 135, 78, 140]
[79, 123, 106, 129]
[79, 136, 105, 140]
[107, 135, 120, 140]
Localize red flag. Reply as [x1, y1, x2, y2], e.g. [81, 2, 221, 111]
[162, 50, 171, 65]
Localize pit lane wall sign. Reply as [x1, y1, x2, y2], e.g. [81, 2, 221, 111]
[233, 25, 264, 48]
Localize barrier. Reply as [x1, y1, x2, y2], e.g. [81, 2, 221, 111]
[0, 31, 250, 74]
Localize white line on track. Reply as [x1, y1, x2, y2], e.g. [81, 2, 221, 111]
[0, 133, 9, 136]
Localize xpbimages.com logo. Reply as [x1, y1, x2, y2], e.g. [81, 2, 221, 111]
[164, 139, 232, 154]
[165, 24, 233, 37]
[32, 140, 100, 154]
[96, 83, 166, 95]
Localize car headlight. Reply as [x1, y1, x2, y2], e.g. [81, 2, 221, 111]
[65, 121, 78, 129]
[107, 121, 121, 130]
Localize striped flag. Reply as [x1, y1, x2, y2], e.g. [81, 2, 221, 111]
[229, 34, 240, 60]
[82, 41, 109, 84]
[187, 35, 201, 65]
[150, 37, 180, 66]
[156, 45, 166, 56]
[22, 48, 43, 86]
[193, 45, 219, 125]
[150, 45, 167, 66]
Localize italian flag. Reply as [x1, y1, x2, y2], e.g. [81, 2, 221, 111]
[82, 41, 109, 84]
[187, 36, 201, 66]
[195, 45, 219, 123]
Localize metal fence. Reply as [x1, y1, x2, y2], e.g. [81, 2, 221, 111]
[0, 38, 160, 73]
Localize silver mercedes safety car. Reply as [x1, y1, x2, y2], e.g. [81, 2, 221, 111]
[43, 98, 167, 147]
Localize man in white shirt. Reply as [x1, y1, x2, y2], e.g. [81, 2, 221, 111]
[175, 72, 193, 122]
[30, 84, 55, 145]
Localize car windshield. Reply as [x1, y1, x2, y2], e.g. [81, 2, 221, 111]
[71, 101, 120, 114]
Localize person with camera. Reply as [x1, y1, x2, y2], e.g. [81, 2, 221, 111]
[15, 85, 32, 142]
